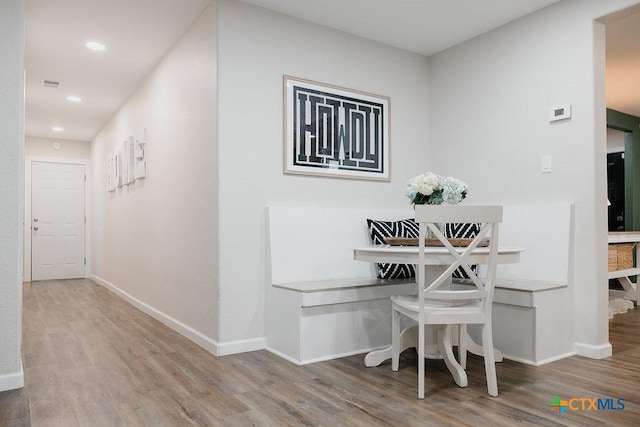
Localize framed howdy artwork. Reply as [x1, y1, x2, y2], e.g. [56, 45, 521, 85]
[283, 75, 390, 181]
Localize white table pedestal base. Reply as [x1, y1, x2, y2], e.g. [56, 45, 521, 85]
[364, 325, 504, 388]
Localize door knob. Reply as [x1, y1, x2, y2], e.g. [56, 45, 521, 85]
[33, 218, 38, 222]
[33, 226, 39, 231]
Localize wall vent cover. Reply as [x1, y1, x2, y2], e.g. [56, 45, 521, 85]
[42, 79, 62, 89]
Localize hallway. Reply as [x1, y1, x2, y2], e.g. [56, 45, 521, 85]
[1, 279, 639, 426]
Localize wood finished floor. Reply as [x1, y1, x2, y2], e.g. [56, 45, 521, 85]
[1, 279, 639, 426]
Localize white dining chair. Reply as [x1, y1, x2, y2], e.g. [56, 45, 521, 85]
[391, 205, 502, 399]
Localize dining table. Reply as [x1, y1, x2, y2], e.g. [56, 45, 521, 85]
[353, 243, 524, 387]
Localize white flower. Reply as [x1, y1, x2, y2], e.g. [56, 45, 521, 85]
[405, 172, 468, 205]
[406, 172, 439, 196]
[441, 176, 468, 204]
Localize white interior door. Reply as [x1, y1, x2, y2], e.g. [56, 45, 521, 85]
[31, 162, 86, 281]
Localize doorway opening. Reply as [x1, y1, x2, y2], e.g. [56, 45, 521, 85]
[607, 127, 627, 232]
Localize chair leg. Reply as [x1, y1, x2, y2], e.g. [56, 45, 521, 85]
[481, 324, 498, 397]
[418, 322, 425, 399]
[458, 324, 467, 369]
[391, 308, 400, 372]
[437, 325, 468, 388]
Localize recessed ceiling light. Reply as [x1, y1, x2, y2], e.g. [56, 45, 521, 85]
[66, 95, 82, 103]
[86, 41, 105, 51]
[52, 126, 64, 132]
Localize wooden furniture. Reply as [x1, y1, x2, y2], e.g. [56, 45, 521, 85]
[398, 206, 503, 398]
[355, 205, 520, 398]
[353, 244, 523, 371]
[355, 205, 573, 367]
[266, 204, 571, 367]
[486, 204, 572, 365]
[608, 231, 640, 304]
[266, 206, 417, 365]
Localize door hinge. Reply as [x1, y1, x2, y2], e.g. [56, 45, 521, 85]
[84, 174, 87, 182]
[84, 258, 86, 265]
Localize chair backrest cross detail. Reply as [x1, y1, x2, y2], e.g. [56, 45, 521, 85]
[416, 205, 502, 312]
[391, 204, 503, 398]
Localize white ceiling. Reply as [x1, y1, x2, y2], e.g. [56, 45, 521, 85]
[25, 0, 212, 142]
[240, 0, 562, 56]
[24, 0, 640, 142]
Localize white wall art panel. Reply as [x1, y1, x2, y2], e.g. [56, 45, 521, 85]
[134, 128, 146, 180]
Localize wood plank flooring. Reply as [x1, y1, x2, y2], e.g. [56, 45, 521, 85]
[1, 279, 639, 426]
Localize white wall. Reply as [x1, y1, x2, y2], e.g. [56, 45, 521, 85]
[428, 0, 639, 358]
[217, 0, 430, 348]
[25, 136, 91, 159]
[91, 3, 218, 348]
[0, 0, 24, 392]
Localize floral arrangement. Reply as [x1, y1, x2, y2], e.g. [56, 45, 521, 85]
[405, 172, 468, 205]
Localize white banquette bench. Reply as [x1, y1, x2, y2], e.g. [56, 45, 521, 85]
[266, 206, 417, 365]
[266, 204, 573, 366]
[470, 204, 573, 365]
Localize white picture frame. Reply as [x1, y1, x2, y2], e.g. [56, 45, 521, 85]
[283, 75, 391, 181]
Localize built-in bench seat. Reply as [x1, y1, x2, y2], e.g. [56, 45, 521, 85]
[266, 204, 574, 366]
[459, 276, 571, 365]
[479, 205, 574, 365]
[494, 278, 567, 306]
[273, 277, 416, 307]
[266, 206, 417, 365]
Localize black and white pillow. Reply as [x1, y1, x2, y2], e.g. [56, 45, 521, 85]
[445, 222, 481, 279]
[366, 218, 418, 279]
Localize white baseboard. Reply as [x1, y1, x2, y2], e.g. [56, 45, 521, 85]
[0, 360, 24, 392]
[503, 351, 575, 366]
[90, 275, 267, 358]
[217, 337, 267, 356]
[573, 341, 612, 359]
[265, 346, 372, 366]
[90, 274, 220, 355]
[90, 274, 267, 356]
[533, 351, 576, 365]
[265, 347, 303, 365]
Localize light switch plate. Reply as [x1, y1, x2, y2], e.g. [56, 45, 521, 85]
[541, 155, 552, 173]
